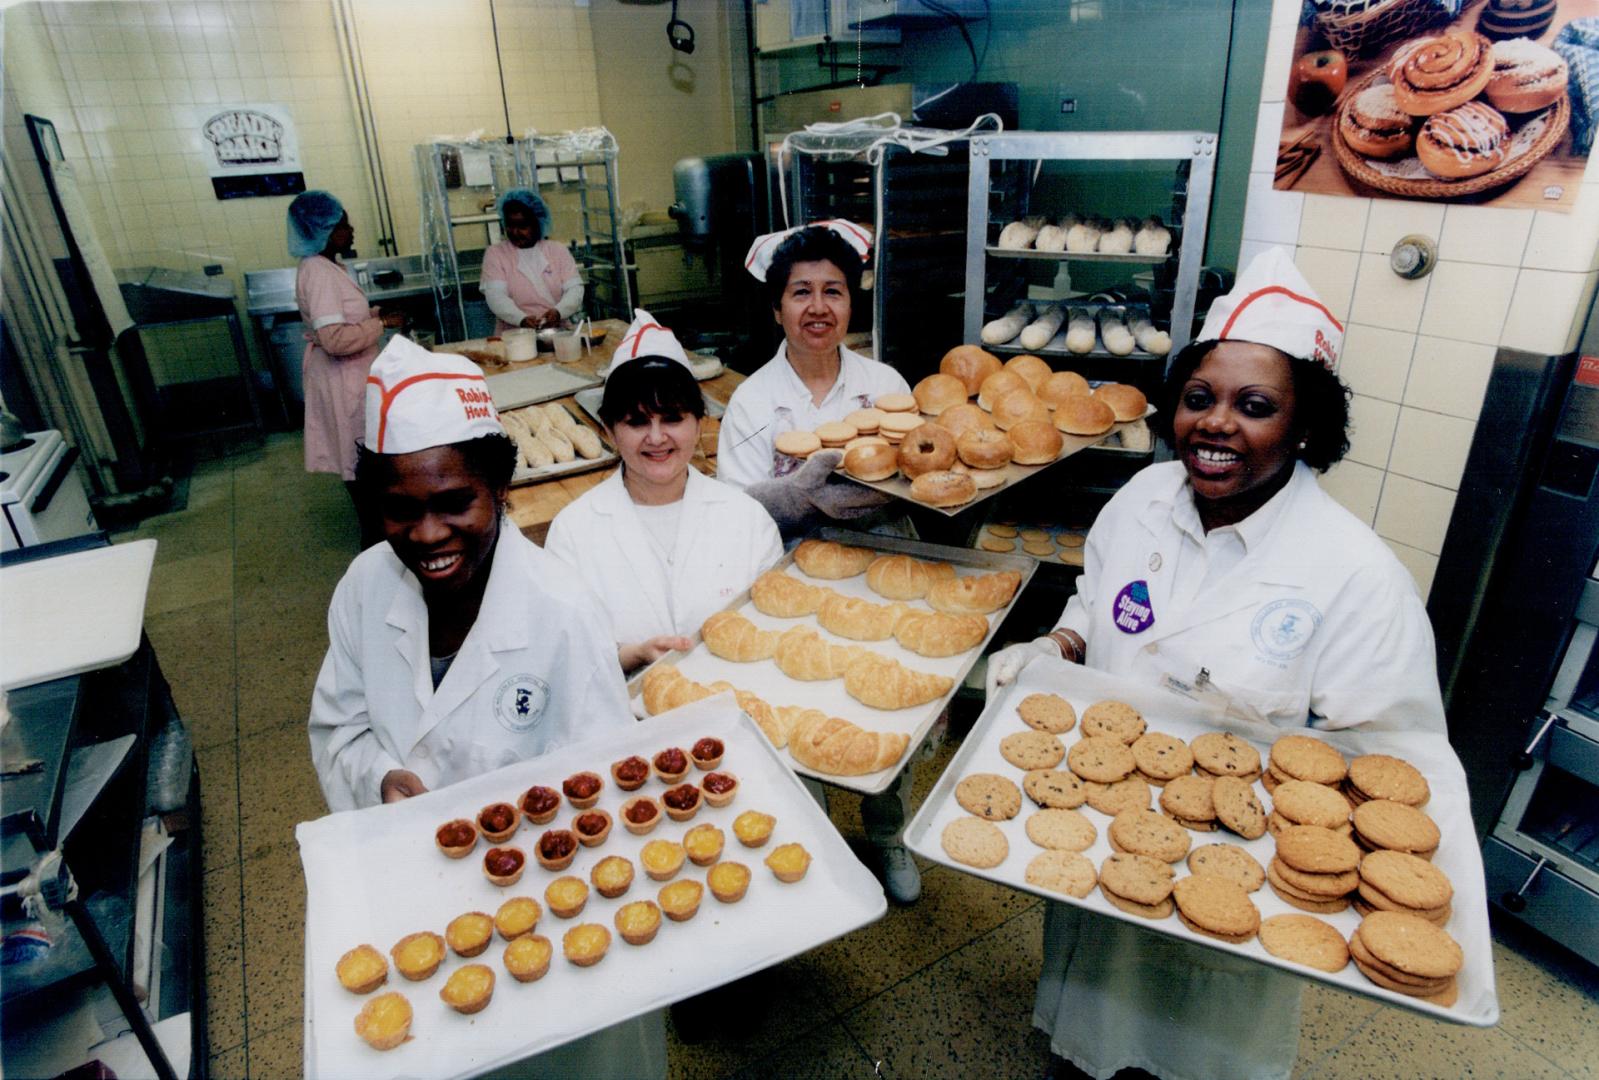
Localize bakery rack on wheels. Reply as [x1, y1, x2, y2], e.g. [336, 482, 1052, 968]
[416, 132, 633, 344]
[958, 131, 1215, 634]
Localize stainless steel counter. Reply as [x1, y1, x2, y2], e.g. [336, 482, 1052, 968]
[243, 251, 483, 316]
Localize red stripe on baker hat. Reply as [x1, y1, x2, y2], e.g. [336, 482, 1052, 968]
[622, 323, 668, 359]
[367, 371, 487, 453]
[1217, 285, 1345, 342]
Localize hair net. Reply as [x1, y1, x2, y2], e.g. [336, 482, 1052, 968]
[286, 190, 345, 258]
[496, 188, 552, 235]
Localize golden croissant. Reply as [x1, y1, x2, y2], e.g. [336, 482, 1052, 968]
[792, 539, 875, 579]
[640, 663, 720, 716]
[816, 594, 912, 641]
[926, 570, 1023, 615]
[750, 571, 833, 618]
[701, 611, 781, 662]
[843, 652, 954, 710]
[864, 554, 957, 600]
[772, 705, 826, 748]
[773, 626, 870, 680]
[731, 688, 789, 747]
[893, 610, 989, 658]
[787, 711, 910, 776]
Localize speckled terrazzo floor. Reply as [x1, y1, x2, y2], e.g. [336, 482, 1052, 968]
[122, 433, 1599, 1079]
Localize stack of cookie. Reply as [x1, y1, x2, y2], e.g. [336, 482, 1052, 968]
[1264, 734, 1348, 794]
[1343, 753, 1430, 809]
[1187, 843, 1266, 895]
[1099, 851, 1176, 919]
[1350, 799, 1440, 859]
[1267, 779, 1354, 839]
[1158, 774, 1218, 832]
[1355, 850, 1453, 925]
[1267, 824, 1361, 914]
[1349, 910, 1463, 1006]
[1173, 873, 1261, 944]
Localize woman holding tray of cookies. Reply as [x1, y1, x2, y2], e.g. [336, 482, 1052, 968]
[307, 335, 664, 1077]
[987, 247, 1446, 1080]
[545, 310, 783, 674]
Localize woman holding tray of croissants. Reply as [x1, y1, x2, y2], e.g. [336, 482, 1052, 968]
[986, 248, 1446, 1080]
[545, 310, 784, 673]
[307, 335, 664, 1078]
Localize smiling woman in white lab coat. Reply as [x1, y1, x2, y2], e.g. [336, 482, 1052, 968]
[988, 249, 1446, 1080]
[308, 337, 663, 1080]
[545, 311, 782, 673]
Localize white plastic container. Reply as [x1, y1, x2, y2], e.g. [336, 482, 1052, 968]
[502, 327, 536, 362]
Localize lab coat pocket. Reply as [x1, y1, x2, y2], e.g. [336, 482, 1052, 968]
[1208, 676, 1310, 733]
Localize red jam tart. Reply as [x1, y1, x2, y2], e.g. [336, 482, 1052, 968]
[435, 818, 478, 858]
[483, 846, 526, 886]
[572, 809, 613, 847]
[662, 783, 703, 822]
[701, 772, 739, 809]
[562, 771, 603, 810]
[611, 755, 650, 791]
[691, 738, 725, 770]
[535, 829, 579, 872]
[520, 785, 562, 825]
[478, 802, 520, 843]
[653, 748, 690, 783]
[619, 796, 662, 836]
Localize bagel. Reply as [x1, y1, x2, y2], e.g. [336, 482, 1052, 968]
[940, 345, 1002, 396]
[909, 469, 976, 508]
[843, 442, 899, 482]
[913, 372, 969, 416]
[956, 427, 1013, 470]
[897, 423, 958, 479]
[1007, 419, 1064, 465]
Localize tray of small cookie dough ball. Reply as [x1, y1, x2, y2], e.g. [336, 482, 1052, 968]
[628, 527, 1036, 796]
[903, 661, 1498, 1027]
[296, 695, 887, 1080]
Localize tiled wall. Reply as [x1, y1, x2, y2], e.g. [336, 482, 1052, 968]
[1241, 0, 1599, 599]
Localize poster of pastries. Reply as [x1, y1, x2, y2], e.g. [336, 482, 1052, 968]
[1275, 0, 1598, 210]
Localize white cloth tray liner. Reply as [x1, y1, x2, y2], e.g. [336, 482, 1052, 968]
[298, 698, 886, 1079]
[630, 531, 1033, 796]
[0, 540, 156, 690]
[903, 661, 1499, 1028]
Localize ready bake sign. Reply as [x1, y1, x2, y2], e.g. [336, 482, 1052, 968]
[201, 103, 300, 177]
[1272, 1, 1598, 212]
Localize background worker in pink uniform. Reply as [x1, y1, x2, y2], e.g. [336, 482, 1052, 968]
[480, 188, 584, 334]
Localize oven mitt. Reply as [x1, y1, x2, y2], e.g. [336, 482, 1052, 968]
[746, 450, 895, 533]
[1556, 18, 1599, 154]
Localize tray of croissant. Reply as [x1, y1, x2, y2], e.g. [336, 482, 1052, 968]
[298, 696, 887, 1079]
[628, 527, 1036, 795]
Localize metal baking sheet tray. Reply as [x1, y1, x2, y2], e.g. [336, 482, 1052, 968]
[298, 696, 886, 1079]
[503, 401, 617, 488]
[903, 661, 1498, 1027]
[835, 407, 1154, 517]
[484, 364, 603, 412]
[627, 527, 1036, 795]
[986, 246, 1168, 264]
[1, 540, 156, 691]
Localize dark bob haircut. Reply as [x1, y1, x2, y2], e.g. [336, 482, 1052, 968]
[598, 357, 706, 428]
[764, 225, 866, 309]
[354, 432, 519, 495]
[1151, 339, 1352, 472]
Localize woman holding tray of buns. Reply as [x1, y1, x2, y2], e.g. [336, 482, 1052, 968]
[545, 310, 783, 674]
[987, 248, 1446, 1080]
[307, 335, 663, 1077]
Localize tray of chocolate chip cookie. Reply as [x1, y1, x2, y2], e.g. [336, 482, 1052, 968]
[905, 661, 1498, 1026]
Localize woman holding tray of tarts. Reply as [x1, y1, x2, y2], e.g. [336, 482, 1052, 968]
[307, 336, 663, 1077]
[988, 248, 1446, 1080]
[545, 310, 783, 674]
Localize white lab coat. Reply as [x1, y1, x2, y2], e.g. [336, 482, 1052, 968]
[544, 468, 783, 646]
[309, 519, 634, 812]
[1034, 461, 1446, 1080]
[716, 342, 910, 490]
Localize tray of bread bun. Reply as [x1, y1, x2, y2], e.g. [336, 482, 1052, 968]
[904, 661, 1497, 1027]
[979, 303, 1172, 361]
[628, 527, 1036, 795]
[797, 346, 1152, 516]
[297, 695, 886, 1079]
[1331, 31, 1569, 199]
[988, 213, 1173, 263]
[498, 401, 617, 487]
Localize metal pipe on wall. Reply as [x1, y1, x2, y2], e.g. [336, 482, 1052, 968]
[333, 0, 398, 256]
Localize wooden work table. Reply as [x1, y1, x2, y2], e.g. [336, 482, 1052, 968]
[498, 318, 746, 544]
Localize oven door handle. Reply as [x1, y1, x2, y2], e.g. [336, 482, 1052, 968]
[30, 446, 80, 515]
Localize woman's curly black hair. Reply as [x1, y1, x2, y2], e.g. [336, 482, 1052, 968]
[354, 432, 519, 495]
[764, 225, 866, 310]
[598, 357, 705, 428]
[1150, 340, 1352, 472]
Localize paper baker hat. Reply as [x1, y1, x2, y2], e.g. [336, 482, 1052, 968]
[610, 308, 691, 373]
[364, 335, 504, 455]
[744, 219, 873, 281]
[1196, 247, 1343, 371]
